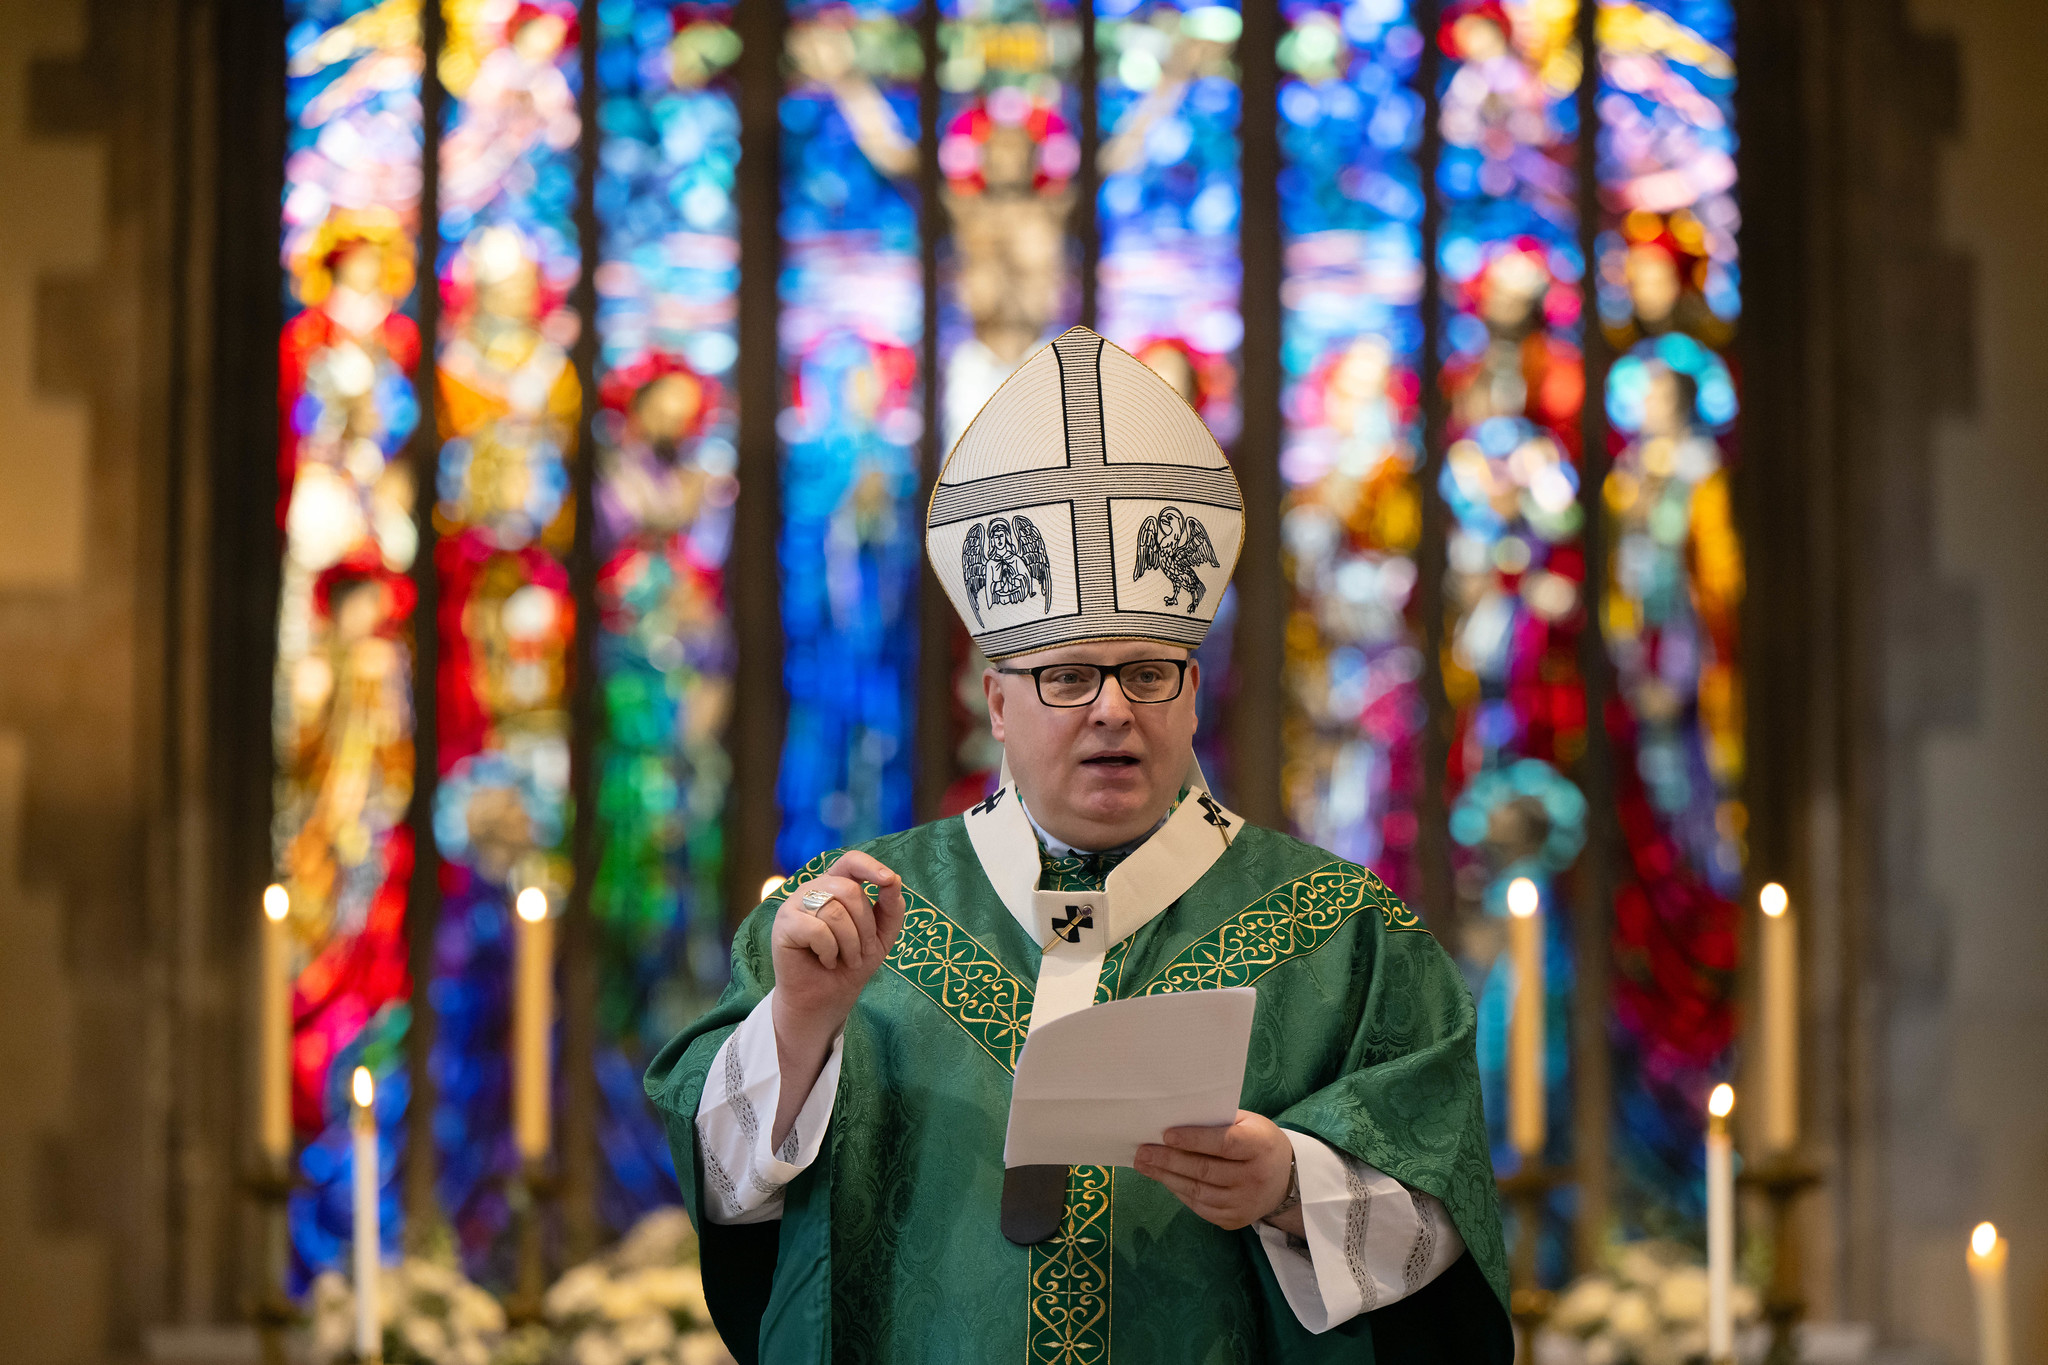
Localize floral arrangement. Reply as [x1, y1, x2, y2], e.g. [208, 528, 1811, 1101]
[309, 1255, 507, 1365]
[525, 1207, 730, 1365]
[308, 1209, 732, 1365]
[1536, 1240, 1763, 1365]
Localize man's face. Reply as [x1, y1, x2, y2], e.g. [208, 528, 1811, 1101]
[985, 640, 1200, 850]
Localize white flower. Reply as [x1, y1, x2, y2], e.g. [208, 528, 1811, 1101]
[406, 1258, 465, 1298]
[1656, 1266, 1709, 1323]
[597, 1280, 651, 1322]
[546, 1264, 609, 1321]
[1608, 1289, 1657, 1345]
[1550, 1275, 1618, 1334]
[639, 1266, 709, 1323]
[1582, 1332, 1621, 1365]
[450, 1283, 505, 1335]
[617, 1310, 678, 1356]
[572, 1327, 630, 1365]
[400, 1315, 449, 1359]
[1616, 1242, 1677, 1289]
[615, 1208, 696, 1270]
[675, 1330, 736, 1365]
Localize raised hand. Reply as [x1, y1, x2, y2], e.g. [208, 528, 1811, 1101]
[766, 851, 907, 1145]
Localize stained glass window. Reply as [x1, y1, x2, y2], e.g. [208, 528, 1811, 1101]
[590, 0, 743, 1233]
[931, 0, 1082, 806]
[278, 0, 424, 1285]
[1275, 0, 1428, 896]
[428, 0, 584, 1272]
[1595, 0, 1741, 1233]
[267, 0, 1747, 1291]
[775, 0, 926, 869]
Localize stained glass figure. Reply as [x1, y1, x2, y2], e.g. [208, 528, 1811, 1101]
[429, 0, 584, 1277]
[1596, 0, 1742, 1235]
[589, 0, 742, 1234]
[1275, 0, 1428, 897]
[1432, 1, 1586, 1233]
[776, 0, 925, 869]
[278, 0, 425, 1287]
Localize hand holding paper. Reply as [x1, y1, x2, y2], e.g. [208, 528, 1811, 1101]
[1003, 986, 1258, 1168]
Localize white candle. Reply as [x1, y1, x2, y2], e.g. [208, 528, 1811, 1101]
[512, 888, 554, 1163]
[1707, 1083, 1736, 1361]
[1506, 877, 1545, 1160]
[1968, 1222, 2012, 1365]
[1758, 883, 1799, 1154]
[351, 1065, 380, 1363]
[259, 884, 293, 1165]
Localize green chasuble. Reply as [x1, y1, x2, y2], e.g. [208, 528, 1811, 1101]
[645, 815, 1512, 1363]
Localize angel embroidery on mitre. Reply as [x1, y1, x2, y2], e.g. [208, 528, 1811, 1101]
[961, 515, 1053, 626]
[1134, 506, 1221, 614]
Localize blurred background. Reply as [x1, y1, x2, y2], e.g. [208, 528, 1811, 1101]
[0, 0, 2040, 1360]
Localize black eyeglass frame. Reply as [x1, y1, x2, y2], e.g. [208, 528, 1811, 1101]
[991, 658, 1192, 708]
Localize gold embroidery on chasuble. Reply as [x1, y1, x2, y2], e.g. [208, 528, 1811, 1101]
[1138, 862, 1422, 997]
[882, 888, 1035, 1070]
[1027, 1163, 1113, 1365]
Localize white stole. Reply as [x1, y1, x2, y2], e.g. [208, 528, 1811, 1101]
[963, 758, 1243, 1034]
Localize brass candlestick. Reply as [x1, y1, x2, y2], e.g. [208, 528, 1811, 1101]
[1498, 1162, 1574, 1359]
[244, 1155, 296, 1365]
[504, 1158, 560, 1325]
[1738, 1152, 1820, 1365]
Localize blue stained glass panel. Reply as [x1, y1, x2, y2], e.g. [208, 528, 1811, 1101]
[776, 0, 926, 870]
[1276, 0, 1429, 899]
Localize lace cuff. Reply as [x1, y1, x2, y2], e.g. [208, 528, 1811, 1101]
[694, 989, 844, 1225]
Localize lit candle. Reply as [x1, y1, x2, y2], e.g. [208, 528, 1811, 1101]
[759, 874, 786, 903]
[1968, 1222, 2011, 1365]
[259, 884, 293, 1165]
[1506, 877, 1545, 1160]
[1707, 1083, 1736, 1362]
[1758, 882, 1799, 1153]
[512, 887, 554, 1163]
[351, 1065, 381, 1364]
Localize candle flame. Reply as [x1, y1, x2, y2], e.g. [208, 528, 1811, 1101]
[1760, 882, 1789, 918]
[263, 883, 290, 922]
[352, 1066, 375, 1109]
[515, 887, 548, 923]
[760, 875, 786, 903]
[1708, 1083, 1735, 1118]
[1506, 877, 1540, 919]
[1972, 1222, 1999, 1259]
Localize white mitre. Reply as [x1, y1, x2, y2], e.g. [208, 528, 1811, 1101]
[925, 326, 1245, 660]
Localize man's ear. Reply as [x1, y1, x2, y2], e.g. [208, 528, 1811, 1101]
[1185, 656, 1200, 737]
[985, 667, 1007, 742]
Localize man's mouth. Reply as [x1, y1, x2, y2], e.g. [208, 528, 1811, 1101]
[1080, 753, 1140, 768]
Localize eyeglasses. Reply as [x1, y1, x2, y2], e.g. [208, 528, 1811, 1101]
[993, 658, 1190, 708]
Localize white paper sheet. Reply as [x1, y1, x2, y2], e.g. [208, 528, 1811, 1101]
[1002, 986, 1258, 1168]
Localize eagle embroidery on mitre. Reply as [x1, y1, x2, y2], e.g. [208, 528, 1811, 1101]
[924, 326, 1244, 659]
[961, 516, 1053, 627]
[1132, 507, 1220, 614]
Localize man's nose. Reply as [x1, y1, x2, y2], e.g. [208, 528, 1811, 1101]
[1090, 676, 1136, 724]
